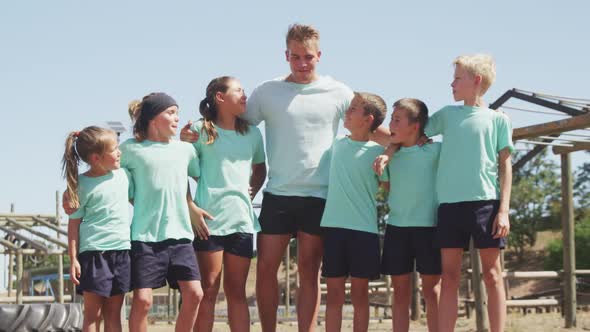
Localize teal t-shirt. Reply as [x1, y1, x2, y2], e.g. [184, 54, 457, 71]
[381, 143, 440, 227]
[120, 138, 200, 242]
[191, 121, 265, 235]
[70, 168, 131, 253]
[320, 137, 387, 234]
[243, 75, 354, 199]
[425, 105, 514, 204]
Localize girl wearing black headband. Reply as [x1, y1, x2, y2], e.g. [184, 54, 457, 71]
[121, 92, 204, 332]
[190, 76, 267, 332]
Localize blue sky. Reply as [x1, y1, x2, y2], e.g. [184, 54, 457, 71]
[1, 1, 589, 287]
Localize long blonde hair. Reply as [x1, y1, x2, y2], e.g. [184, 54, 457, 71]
[61, 126, 116, 209]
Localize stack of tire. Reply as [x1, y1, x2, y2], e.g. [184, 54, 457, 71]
[0, 303, 82, 331]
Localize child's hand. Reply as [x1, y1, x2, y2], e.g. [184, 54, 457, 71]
[492, 210, 510, 239]
[417, 135, 432, 146]
[373, 155, 390, 177]
[189, 205, 214, 240]
[62, 191, 76, 215]
[70, 259, 81, 285]
[180, 121, 199, 143]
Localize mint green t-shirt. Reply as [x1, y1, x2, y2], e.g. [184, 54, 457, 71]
[120, 138, 200, 242]
[191, 121, 265, 235]
[243, 76, 354, 199]
[320, 137, 387, 234]
[425, 105, 514, 204]
[70, 168, 131, 253]
[381, 143, 440, 227]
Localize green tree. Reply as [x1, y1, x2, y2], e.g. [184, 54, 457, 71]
[509, 150, 560, 260]
[574, 152, 590, 220]
[544, 217, 590, 271]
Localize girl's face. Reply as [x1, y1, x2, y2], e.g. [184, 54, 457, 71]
[151, 105, 180, 138]
[98, 136, 121, 170]
[217, 79, 247, 116]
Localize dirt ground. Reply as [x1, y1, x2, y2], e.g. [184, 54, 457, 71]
[131, 311, 590, 331]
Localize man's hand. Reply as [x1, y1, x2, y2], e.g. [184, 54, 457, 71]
[492, 210, 510, 239]
[180, 121, 199, 143]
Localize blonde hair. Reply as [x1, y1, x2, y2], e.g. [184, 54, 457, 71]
[286, 23, 320, 49]
[128, 92, 158, 142]
[355, 92, 387, 132]
[61, 126, 117, 209]
[199, 76, 249, 145]
[453, 54, 496, 94]
[393, 98, 429, 135]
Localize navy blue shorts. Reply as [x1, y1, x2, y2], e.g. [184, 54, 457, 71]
[381, 225, 441, 275]
[436, 200, 506, 250]
[131, 239, 201, 290]
[77, 250, 131, 297]
[258, 193, 325, 236]
[193, 233, 254, 258]
[321, 227, 380, 280]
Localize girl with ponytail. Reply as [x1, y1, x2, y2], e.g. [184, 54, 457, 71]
[61, 126, 132, 332]
[189, 77, 267, 332]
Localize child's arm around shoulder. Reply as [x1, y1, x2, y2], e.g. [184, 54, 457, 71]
[372, 144, 400, 176]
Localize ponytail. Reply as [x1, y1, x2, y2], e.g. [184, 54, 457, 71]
[199, 98, 218, 145]
[61, 132, 82, 209]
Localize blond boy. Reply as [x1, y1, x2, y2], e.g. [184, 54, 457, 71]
[427, 55, 513, 332]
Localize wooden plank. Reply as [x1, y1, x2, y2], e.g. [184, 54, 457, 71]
[0, 295, 73, 303]
[16, 252, 23, 305]
[513, 112, 590, 140]
[6, 218, 68, 248]
[470, 240, 489, 332]
[561, 154, 577, 328]
[0, 225, 49, 251]
[31, 217, 68, 236]
[553, 141, 590, 154]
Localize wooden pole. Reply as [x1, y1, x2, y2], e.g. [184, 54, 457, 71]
[285, 241, 291, 318]
[58, 252, 64, 303]
[16, 251, 23, 305]
[55, 191, 61, 241]
[470, 240, 489, 332]
[7, 252, 13, 297]
[410, 265, 421, 321]
[560, 153, 576, 328]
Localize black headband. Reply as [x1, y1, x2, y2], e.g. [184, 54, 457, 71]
[141, 93, 178, 123]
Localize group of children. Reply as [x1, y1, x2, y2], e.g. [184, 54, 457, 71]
[61, 23, 513, 332]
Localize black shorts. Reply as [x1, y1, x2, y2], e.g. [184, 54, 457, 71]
[77, 250, 131, 297]
[258, 193, 325, 236]
[381, 225, 441, 276]
[193, 233, 254, 258]
[131, 239, 201, 290]
[436, 200, 506, 250]
[321, 227, 380, 280]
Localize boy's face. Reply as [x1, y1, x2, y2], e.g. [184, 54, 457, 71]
[389, 107, 418, 144]
[451, 65, 478, 102]
[285, 40, 321, 84]
[344, 96, 372, 132]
